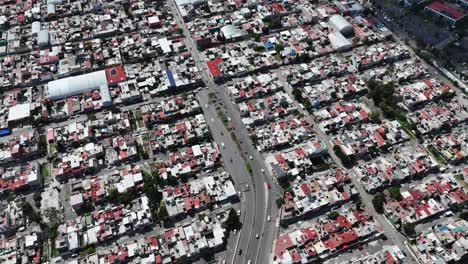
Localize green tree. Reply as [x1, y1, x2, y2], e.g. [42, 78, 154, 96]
[369, 111, 380, 121]
[276, 197, 284, 208]
[275, 43, 284, 53]
[388, 187, 402, 201]
[440, 90, 453, 101]
[80, 246, 96, 257]
[224, 208, 241, 231]
[33, 192, 42, 208]
[333, 145, 352, 166]
[403, 223, 416, 237]
[254, 34, 261, 42]
[372, 193, 386, 214]
[328, 211, 339, 220]
[158, 202, 169, 222]
[107, 188, 119, 204]
[118, 191, 135, 205]
[167, 175, 179, 186]
[459, 211, 468, 221]
[21, 202, 42, 224]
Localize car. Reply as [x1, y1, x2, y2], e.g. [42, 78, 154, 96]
[238, 249, 243, 255]
[71, 253, 78, 258]
[205, 104, 208, 109]
[255, 233, 259, 239]
[237, 209, 241, 216]
[211, 118, 215, 123]
[444, 211, 454, 217]
[17, 226, 26, 232]
[266, 183, 271, 189]
[245, 184, 249, 190]
[233, 229, 237, 235]
[261, 168, 265, 173]
[221, 142, 225, 148]
[267, 215, 271, 222]
[238, 191, 242, 197]
[249, 155, 253, 160]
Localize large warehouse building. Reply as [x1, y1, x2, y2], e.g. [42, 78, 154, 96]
[329, 15, 354, 37]
[46, 66, 126, 106]
[328, 32, 352, 51]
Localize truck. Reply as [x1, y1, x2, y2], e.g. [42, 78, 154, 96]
[0, 128, 11, 137]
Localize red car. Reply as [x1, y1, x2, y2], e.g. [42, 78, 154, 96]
[266, 183, 271, 189]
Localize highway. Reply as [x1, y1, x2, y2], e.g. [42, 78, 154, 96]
[168, 1, 282, 263]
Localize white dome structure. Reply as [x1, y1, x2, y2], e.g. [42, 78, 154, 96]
[47, 70, 111, 106]
[220, 25, 247, 40]
[329, 15, 354, 37]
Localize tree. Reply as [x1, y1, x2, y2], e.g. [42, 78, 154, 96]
[107, 188, 119, 204]
[44, 208, 61, 227]
[118, 191, 135, 205]
[369, 111, 380, 122]
[372, 193, 386, 214]
[166, 175, 179, 186]
[80, 246, 96, 257]
[328, 211, 339, 220]
[388, 187, 402, 201]
[224, 208, 241, 231]
[333, 145, 352, 166]
[291, 88, 305, 103]
[157, 203, 169, 222]
[21, 201, 42, 224]
[276, 197, 284, 208]
[254, 34, 261, 42]
[275, 43, 284, 53]
[87, 113, 97, 121]
[403, 223, 416, 237]
[459, 211, 468, 221]
[440, 90, 453, 101]
[33, 192, 42, 208]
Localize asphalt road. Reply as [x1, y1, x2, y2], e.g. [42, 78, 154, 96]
[275, 70, 417, 264]
[168, 1, 283, 263]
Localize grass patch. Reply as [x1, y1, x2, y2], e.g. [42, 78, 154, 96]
[426, 145, 446, 165]
[454, 174, 468, 188]
[217, 110, 229, 127]
[397, 117, 416, 139]
[134, 110, 145, 128]
[246, 163, 253, 175]
[41, 163, 50, 183]
[48, 143, 55, 155]
[230, 131, 242, 151]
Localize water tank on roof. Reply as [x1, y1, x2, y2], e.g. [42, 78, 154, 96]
[37, 30, 49, 47]
[329, 15, 354, 37]
[32, 22, 41, 35]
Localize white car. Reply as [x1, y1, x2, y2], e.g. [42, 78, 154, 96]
[211, 118, 215, 123]
[255, 233, 259, 239]
[237, 210, 241, 216]
[205, 104, 208, 109]
[261, 169, 265, 173]
[221, 142, 225, 148]
[249, 155, 253, 160]
[267, 215, 271, 222]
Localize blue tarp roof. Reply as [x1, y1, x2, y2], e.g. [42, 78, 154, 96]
[264, 41, 273, 49]
[166, 69, 176, 87]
